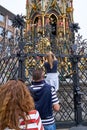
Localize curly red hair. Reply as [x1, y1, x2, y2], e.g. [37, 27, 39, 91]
[0, 80, 35, 130]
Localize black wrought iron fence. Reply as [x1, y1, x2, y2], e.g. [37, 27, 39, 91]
[0, 51, 87, 129]
[0, 55, 18, 84]
[0, 14, 87, 129]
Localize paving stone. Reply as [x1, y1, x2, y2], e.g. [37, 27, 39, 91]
[69, 125, 87, 130]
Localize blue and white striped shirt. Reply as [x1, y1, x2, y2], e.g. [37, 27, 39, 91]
[30, 80, 59, 125]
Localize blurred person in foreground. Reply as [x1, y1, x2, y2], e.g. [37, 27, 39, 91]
[29, 68, 60, 130]
[0, 79, 44, 130]
[44, 51, 59, 92]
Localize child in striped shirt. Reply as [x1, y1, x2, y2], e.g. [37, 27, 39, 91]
[29, 68, 60, 130]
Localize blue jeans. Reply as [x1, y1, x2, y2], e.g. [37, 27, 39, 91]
[44, 123, 56, 130]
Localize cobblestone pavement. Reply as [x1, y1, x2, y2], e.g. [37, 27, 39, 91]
[57, 126, 87, 130]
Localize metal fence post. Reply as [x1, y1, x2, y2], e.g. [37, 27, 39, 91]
[18, 41, 25, 81]
[70, 55, 82, 125]
[69, 55, 87, 130]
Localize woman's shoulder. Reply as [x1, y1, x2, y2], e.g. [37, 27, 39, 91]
[44, 61, 49, 66]
[28, 110, 41, 119]
[29, 109, 39, 115]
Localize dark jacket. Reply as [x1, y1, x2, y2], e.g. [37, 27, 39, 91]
[29, 80, 53, 119]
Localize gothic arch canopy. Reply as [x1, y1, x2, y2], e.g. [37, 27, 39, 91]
[47, 9, 60, 19]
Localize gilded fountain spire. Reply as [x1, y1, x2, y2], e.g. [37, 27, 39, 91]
[25, 0, 74, 54]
